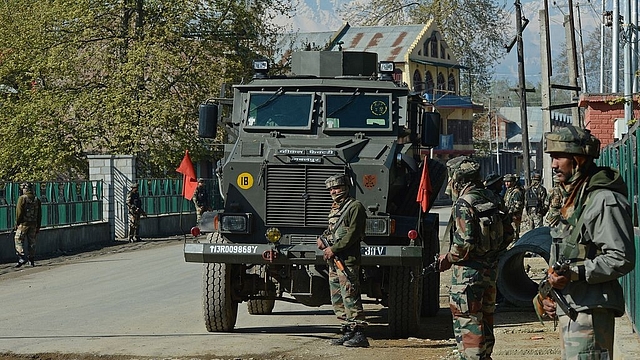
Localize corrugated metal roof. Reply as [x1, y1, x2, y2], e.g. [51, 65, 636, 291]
[498, 107, 574, 143]
[327, 24, 428, 62]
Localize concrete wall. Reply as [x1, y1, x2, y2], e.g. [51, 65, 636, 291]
[0, 212, 196, 264]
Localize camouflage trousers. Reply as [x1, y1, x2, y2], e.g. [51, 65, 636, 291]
[14, 223, 38, 260]
[526, 208, 544, 230]
[128, 213, 140, 239]
[328, 263, 366, 329]
[448, 264, 498, 360]
[559, 309, 614, 360]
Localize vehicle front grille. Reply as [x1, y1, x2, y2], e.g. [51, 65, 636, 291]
[266, 166, 343, 227]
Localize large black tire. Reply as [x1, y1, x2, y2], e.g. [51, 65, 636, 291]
[247, 265, 276, 315]
[202, 232, 239, 332]
[388, 266, 421, 338]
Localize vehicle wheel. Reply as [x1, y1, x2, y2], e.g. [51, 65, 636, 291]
[388, 266, 421, 338]
[247, 265, 276, 315]
[202, 232, 239, 332]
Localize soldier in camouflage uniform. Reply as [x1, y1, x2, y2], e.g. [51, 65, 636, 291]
[439, 157, 513, 360]
[192, 178, 210, 224]
[14, 182, 42, 268]
[544, 177, 563, 226]
[126, 182, 144, 242]
[502, 174, 524, 242]
[316, 174, 369, 348]
[537, 126, 634, 359]
[524, 172, 548, 230]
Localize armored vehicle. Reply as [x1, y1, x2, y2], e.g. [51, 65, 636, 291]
[184, 51, 447, 337]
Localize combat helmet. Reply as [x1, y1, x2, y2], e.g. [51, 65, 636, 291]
[503, 174, 516, 182]
[531, 172, 541, 181]
[483, 173, 502, 187]
[446, 156, 481, 183]
[544, 125, 600, 158]
[20, 182, 32, 190]
[325, 174, 350, 189]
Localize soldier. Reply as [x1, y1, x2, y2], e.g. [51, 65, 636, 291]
[14, 182, 42, 267]
[192, 178, 210, 224]
[503, 174, 524, 242]
[483, 173, 504, 198]
[536, 126, 634, 359]
[544, 176, 563, 227]
[524, 172, 548, 230]
[126, 182, 145, 242]
[316, 174, 369, 348]
[438, 157, 513, 360]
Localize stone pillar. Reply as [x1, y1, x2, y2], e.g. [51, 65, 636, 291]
[88, 155, 135, 240]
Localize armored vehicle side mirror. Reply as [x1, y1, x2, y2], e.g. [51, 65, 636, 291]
[421, 112, 441, 147]
[199, 103, 218, 138]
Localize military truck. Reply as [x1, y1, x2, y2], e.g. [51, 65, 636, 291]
[184, 50, 447, 337]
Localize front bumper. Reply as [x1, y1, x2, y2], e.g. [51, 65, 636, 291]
[184, 242, 423, 267]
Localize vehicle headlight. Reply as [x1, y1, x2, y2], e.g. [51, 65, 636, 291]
[219, 213, 252, 234]
[366, 217, 389, 235]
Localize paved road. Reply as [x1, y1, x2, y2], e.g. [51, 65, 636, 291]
[0, 206, 455, 359]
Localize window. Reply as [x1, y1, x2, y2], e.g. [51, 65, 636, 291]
[430, 33, 438, 57]
[394, 68, 403, 83]
[413, 70, 423, 92]
[324, 93, 392, 131]
[437, 72, 446, 94]
[425, 71, 434, 94]
[440, 44, 445, 59]
[447, 120, 473, 144]
[246, 92, 314, 129]
[448, 73, 456, 93]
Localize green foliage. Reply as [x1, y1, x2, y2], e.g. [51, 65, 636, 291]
[0, 0, 291, 180]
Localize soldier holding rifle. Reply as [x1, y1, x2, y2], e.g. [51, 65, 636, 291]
[534, 126, 635, 359]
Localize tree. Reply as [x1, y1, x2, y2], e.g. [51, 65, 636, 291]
[0, 0, 291, 180]
[341, 0, 511, 96]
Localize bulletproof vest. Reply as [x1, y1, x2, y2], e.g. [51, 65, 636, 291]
[526, 185, 540, 207]
[458, 190, 506, 257]
[23, 195, 39, 222]
[328, 198, 355, 242]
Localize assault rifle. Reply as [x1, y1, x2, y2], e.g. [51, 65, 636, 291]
[421, 254, 440, 276]
[319, 232, 356, 285]
[536, 258, 578, 321]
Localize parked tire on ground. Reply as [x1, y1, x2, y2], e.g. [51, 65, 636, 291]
[202, 232, 239, 332]
[388, 266, 421, 337]
[247, 265, 276, 315]
[497, 226, 552, 308]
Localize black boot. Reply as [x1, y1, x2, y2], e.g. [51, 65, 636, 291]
[343, 327, 369, 348]
[14, 255, 26, 268]
[330, 331, 354, 345]
[28, 257, 35, 267]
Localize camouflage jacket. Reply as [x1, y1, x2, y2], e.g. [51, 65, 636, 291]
[503, 185, 524, 217]
[16, 191, 42, 227]
[327, 197, 366, 266]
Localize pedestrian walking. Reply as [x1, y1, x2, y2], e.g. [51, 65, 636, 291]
[14, 182, 42, 267]
[439, 157, 513, 360]
[316, 173, 369, 348]
[535, 126, 635, 359]
[126, 182, 145, 242]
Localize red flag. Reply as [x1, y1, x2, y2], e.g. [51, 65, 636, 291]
[176, 150, 198, 200]
[416, 159, 432, 212]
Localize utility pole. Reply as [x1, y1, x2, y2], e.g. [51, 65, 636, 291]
[600, 0, 606, 93]
[613, 0, 620, 92]
[515, 0, 531, 187]
[488, 97, 493, 173]
[576, 2, 588, 94]
[565, 0, 581, 126]
[624, 0, 633, 122]
[540, 1, 553, 190]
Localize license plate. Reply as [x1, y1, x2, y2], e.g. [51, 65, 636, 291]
[361, 246, 386, 256]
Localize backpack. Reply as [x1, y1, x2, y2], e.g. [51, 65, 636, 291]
[526, 184, 546, 209]
[23, 195, 40, 222]
[458, 191, 508, 257]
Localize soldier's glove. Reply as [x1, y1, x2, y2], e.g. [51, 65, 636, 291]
[437, 253, 452, 272]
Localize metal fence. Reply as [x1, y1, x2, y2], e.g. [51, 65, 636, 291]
[134, 178, 222, 215]
[0, 181, 103, 231]
[598, 121, 640, 333]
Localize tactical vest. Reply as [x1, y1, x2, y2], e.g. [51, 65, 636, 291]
[23, 196, 39, 222]
[328, 198, 355, 242]
[458, 191, 506, 258]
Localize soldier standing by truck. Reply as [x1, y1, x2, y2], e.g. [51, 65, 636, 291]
[536, 126, 635, 359]
[192, 178, 210, 224]
[14, 182, 42, 267]
[316, 174, 369, 348]
[438, 157, 513, 360]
